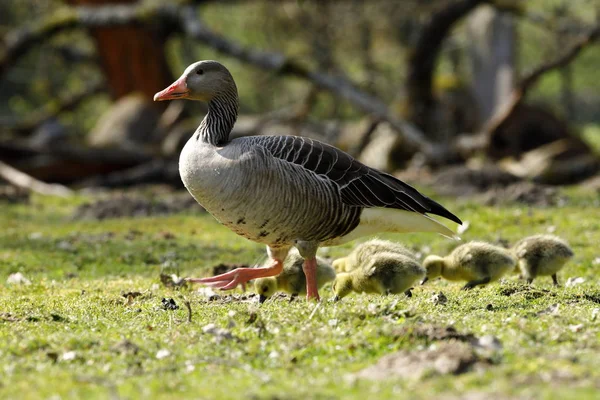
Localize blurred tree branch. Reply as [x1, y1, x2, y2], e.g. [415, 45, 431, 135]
[0, 1, 433, 155]
[483, 23, 600, 137]
[0, 160, 73, 197]
[3, 79, 106, 134]
[405, 0, 489, 137]
[455, 22, 600, 159]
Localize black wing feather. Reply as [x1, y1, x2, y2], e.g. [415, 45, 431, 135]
[251, 135, 462, 225]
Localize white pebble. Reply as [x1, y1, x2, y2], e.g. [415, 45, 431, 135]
[61, 351, 76, 361]
[156, 349, 171, 359]
[6, 273, 31, 285]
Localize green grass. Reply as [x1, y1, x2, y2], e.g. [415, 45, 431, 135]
[1, 189, 600, 399]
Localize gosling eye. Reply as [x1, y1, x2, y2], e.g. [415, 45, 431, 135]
[196, 69, 204, 75]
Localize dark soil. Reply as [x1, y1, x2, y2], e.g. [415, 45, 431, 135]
[431, 165, 563, 206]
[72, 190, 204, 220]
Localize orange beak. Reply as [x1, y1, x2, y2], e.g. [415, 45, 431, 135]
[153, 78, 189, 101]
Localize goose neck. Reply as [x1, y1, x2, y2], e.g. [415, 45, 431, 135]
[198, 88, 239, 146]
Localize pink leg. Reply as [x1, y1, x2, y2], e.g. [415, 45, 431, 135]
[188, 259, 283, 290]
[303, 257, 320, 301]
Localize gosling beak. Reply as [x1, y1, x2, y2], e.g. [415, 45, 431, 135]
[154, 78, 189, 101]
[421, 277, 429, 285]
[258, 294, 268, 304]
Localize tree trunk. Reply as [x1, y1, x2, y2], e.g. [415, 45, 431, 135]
[65, 0, 173, 103]
[405, 0, 487, 139]
[467, 5, 516, 125]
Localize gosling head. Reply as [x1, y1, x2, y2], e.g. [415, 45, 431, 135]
[332, 273, 353, 301]
[422, 255, 445, 284]
[332, 257, 348, 273]
[254, 277, 277, 304]
[154, 60, 236, 102]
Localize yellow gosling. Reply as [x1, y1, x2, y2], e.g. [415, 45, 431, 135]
[423, 241, 516, 290]
[254, 249, 335, 303]
[511, 234, 574, 285]
[332, 251, 425, 300]
[333, 239, 416, 273]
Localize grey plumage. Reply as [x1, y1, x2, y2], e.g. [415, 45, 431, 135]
[157, 60, 461, 298]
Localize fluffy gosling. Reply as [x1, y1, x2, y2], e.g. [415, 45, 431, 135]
[511, 234, 574, 285]
[332, 251, 425, 300]
[422, 241, 516, 290]
[333, 239, 416, 273]
[254, 249, 335, 303]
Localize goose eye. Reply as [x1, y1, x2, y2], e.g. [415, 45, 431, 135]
[196, 69, 204, 75]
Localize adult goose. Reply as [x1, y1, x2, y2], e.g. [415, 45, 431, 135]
[154, 60, 462, 301]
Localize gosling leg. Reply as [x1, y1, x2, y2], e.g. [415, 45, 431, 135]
[551, 274, 559, 286]
[404, 288, 413, 298]
[461, 276, 491, 290]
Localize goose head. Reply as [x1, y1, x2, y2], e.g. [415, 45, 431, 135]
[154, 60, 236, 102]
[254, 277, 277, 304]
[421, 255, 444, 284]
[331, 273, 353, 301]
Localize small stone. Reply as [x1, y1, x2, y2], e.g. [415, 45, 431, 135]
[161, 298, 179, 310]
[7, 272, 31, 285]
[61, 351, 77, 361]
[430, 292, 448, 305]
[591, 308, 599, 321]
[472, 335, 502, 351]
[156, 349, 171, 359]
[202, 323, 217, 334]
[565, 277, 586, 287]
[57, 241, 74, 251]
[568, 324, 584, 333]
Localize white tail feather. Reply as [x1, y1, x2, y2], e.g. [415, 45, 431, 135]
[326, 208, 460, 246]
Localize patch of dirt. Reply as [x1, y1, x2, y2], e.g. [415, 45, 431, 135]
[393, 324, 475, 343]
[433, 392, 530, 400]
[430, 165, 564, 206]
[497, 284, 553, 300]
[159, 273, 187, 289]
[72, 191, 204, 220]
[479, 182, 560, 207]
[0, 312, 21, 322]
[354, 340, 487, 380]
[568, 292, 600, 304]
[432, 164, 520, 197]
[161, 298, 179, 310]
[200, 292, 257, 303]
[0, 185, 30, 204]
[111, 339, 140, 355]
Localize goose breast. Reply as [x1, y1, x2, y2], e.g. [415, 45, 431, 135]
[179, 136, 361, 245]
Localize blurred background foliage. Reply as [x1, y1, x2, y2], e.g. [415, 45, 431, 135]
[0, 0, 599, 190]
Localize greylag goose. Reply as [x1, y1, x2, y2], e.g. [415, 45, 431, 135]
[254, 249, 336, 303]
[333, 238, 416, 272]
[332, 251, 425, 300]
[154, 60, 462, 301]
[422, 241, 515, 290]
[511, 235, 573, 285]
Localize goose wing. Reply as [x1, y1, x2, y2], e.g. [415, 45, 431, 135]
[248, 135, 462, 225]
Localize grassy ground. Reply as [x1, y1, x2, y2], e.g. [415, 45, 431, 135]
[1, 187, 599, 400]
